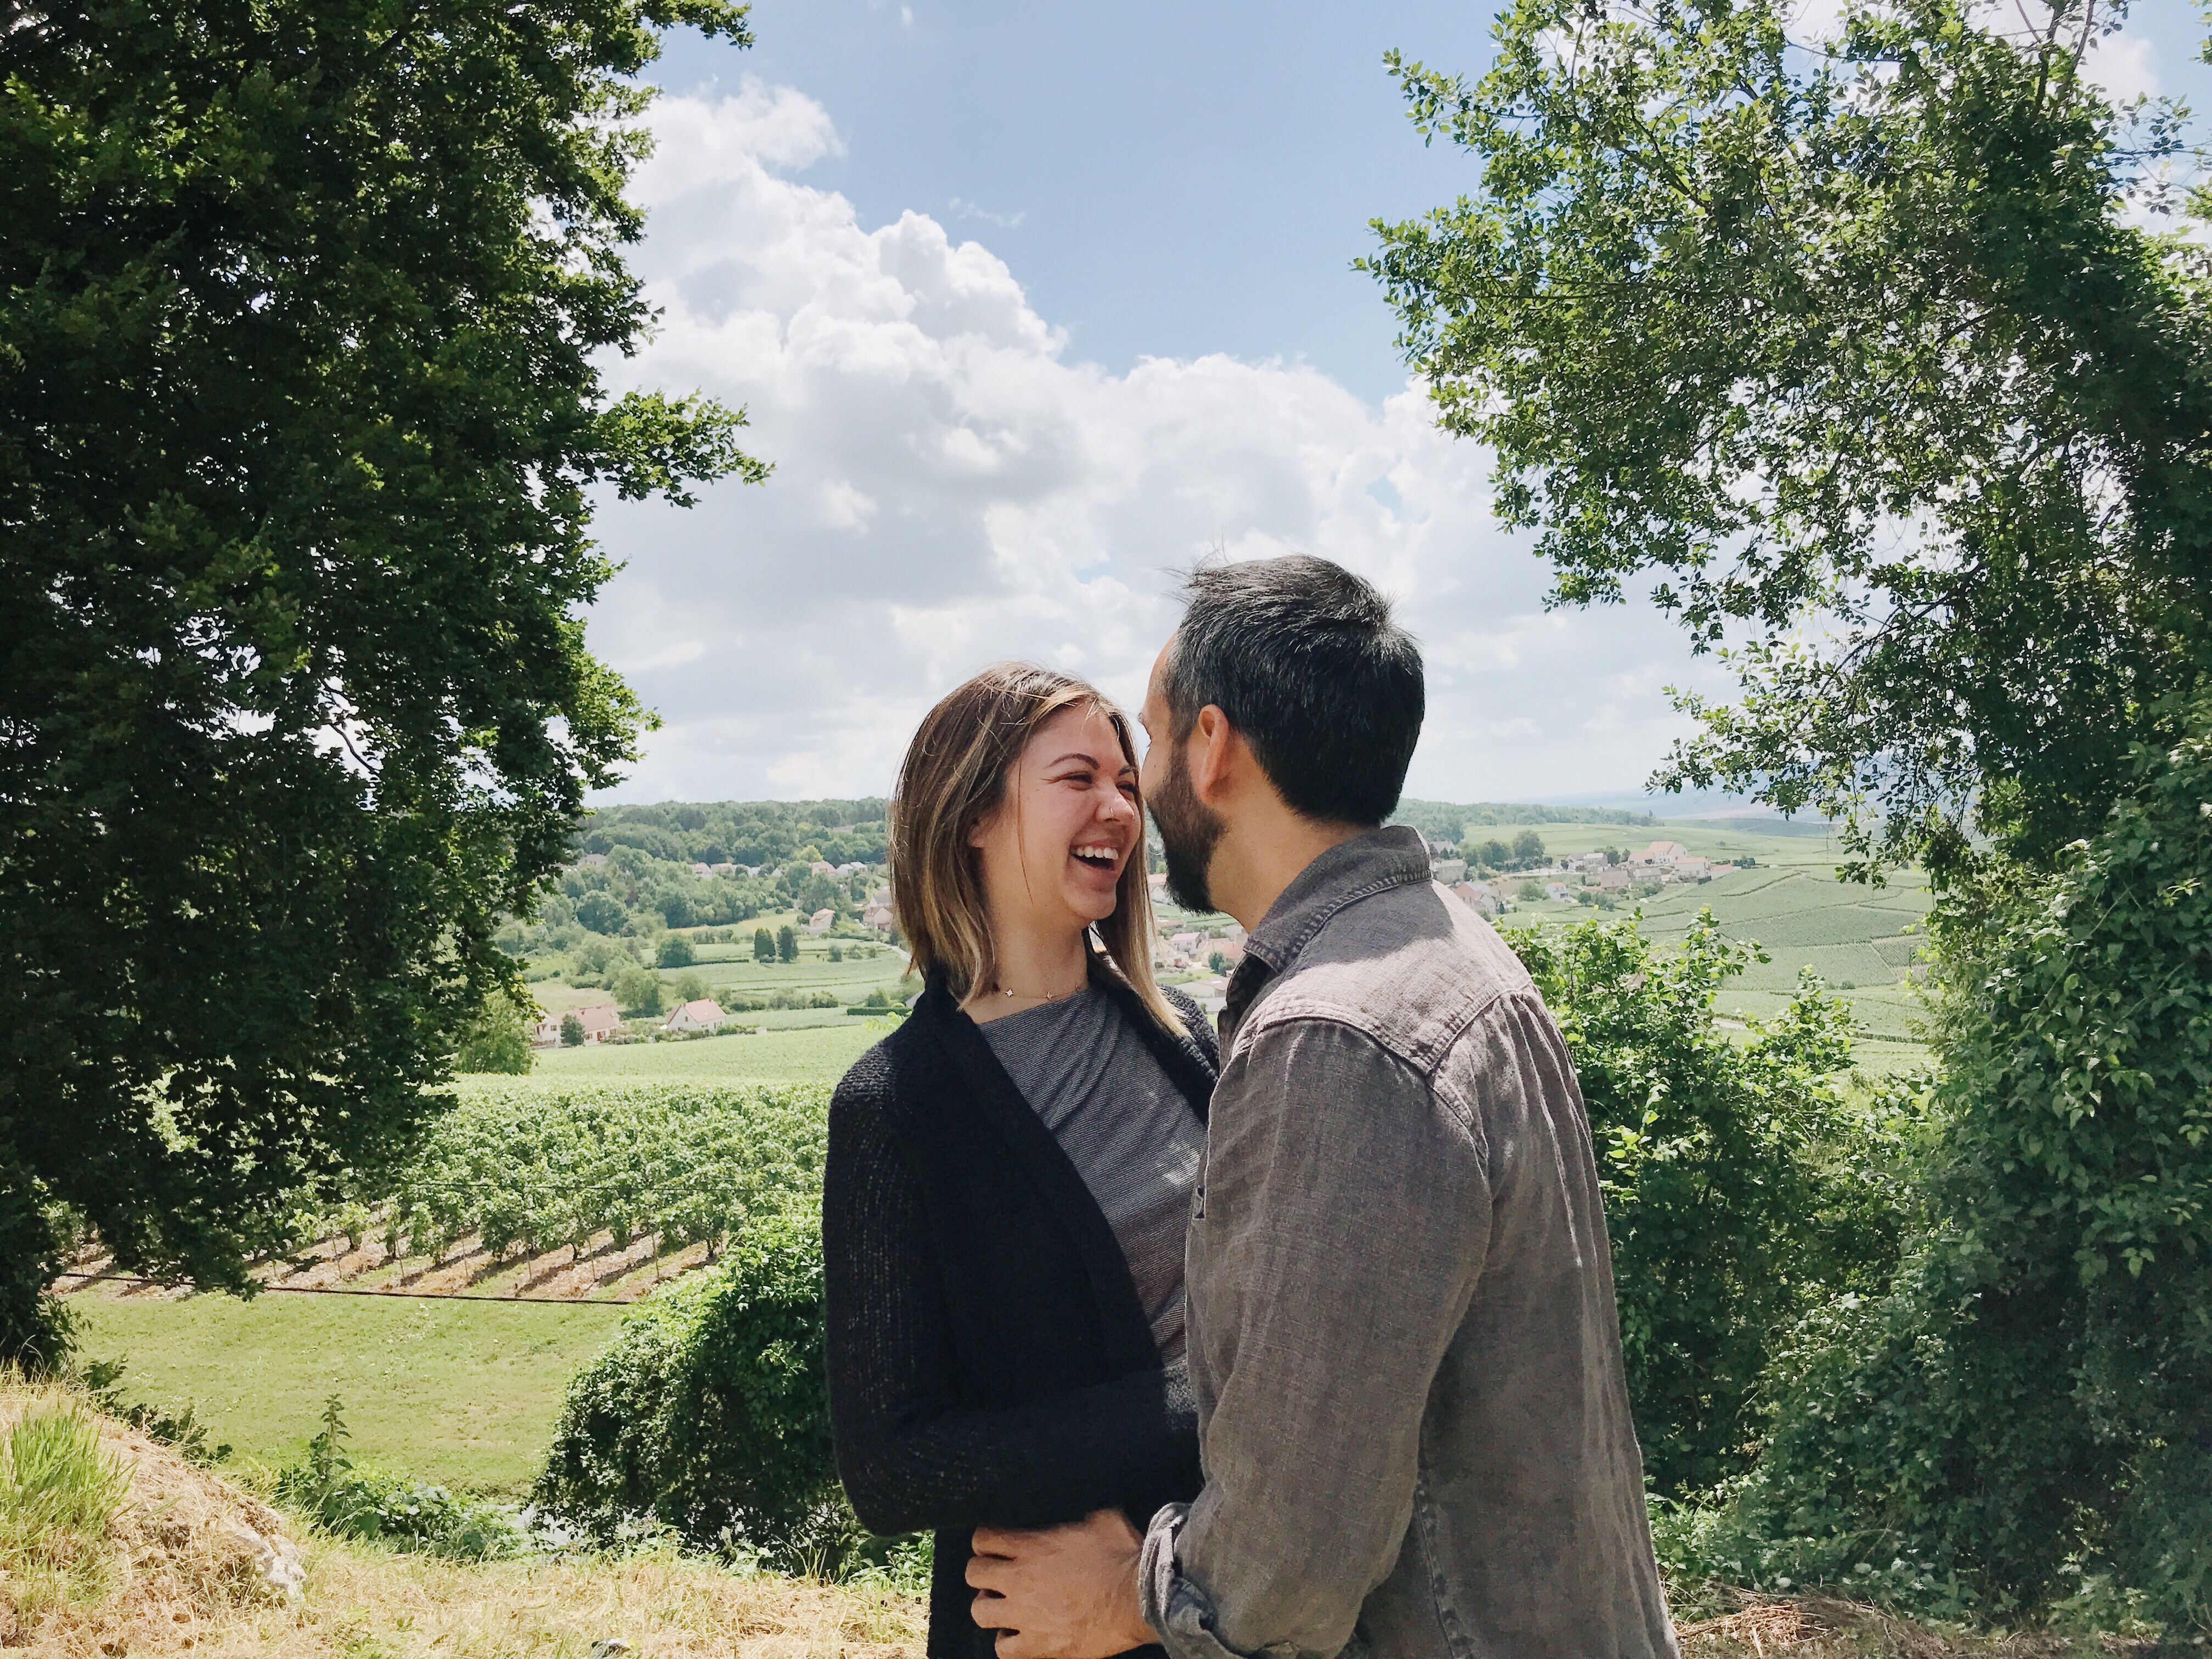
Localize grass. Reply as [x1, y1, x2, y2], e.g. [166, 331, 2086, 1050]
[66, 1295, 627, 1494]
[526, 1020, 885, 1085]
[0, 1372, 926, 1659]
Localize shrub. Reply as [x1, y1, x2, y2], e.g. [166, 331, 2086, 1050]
[560, 1013, 585, 1047]
[776, 926, 798, 964]
[1506, 913, 1909, 1496]
[753, 928, 775, 963]
[278, 1397, 526, 1561]
[613, 964, 664, 1018]
[1691, 695, 2212, 1629]
[657, 934, 697, 969]
[534, 1206, 847, 1565]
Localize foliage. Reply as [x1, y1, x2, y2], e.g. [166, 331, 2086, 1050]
[0, 1402, 133, 1613]
[580, 800, 890, 870]
[613, 964, 664, 1018]
[378, 1081, 827, 1267]
[1369, 0, 2212, 881]
[534, 1207, 851, 1567]
[0, 0, 766, 1362]
[657, 935, 698, 969]
[754, 929, 776, 963]
[455, 991, 534, 1076]
[777, 928, 799, 964]
[277, 1397, 527, 1561]
[1678, 695, 2212, 1629]
[577, 893, 628, 935]
[1506, 913, 1911, 1493]
[561, 1013, 587, 1047]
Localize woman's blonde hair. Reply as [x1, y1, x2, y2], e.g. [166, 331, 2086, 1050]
[889, 662, 1181, 1034]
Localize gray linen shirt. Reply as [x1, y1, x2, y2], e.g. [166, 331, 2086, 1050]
[1138, 827, 1676, 1659]
[980, 984, 1206, 1362]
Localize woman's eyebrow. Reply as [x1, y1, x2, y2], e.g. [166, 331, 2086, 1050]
[1043, 751, 1111, 770]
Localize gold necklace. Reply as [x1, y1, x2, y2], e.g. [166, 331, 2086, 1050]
[992, 981, 1081, 1003]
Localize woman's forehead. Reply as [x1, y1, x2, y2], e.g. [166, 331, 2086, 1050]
[1027, 702, 1132, 766]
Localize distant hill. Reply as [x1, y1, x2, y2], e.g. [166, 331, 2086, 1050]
[579, 799, 890, 868]
[1391, 798, 1657, 844]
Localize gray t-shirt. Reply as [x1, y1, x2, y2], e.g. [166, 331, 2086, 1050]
[979, 985, 1205, 1362]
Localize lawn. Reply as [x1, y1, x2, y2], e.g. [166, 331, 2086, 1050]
[66, 1293, 627, 1493]
[524, 1018, 885, 1084]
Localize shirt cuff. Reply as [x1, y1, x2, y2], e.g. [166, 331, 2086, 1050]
[1140, 1503, 1293, 1659]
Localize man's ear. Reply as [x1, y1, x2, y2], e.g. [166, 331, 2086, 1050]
[1188, 706, 1238, 805]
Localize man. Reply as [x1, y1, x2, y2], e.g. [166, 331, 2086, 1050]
[966, 555, 1676, 1659]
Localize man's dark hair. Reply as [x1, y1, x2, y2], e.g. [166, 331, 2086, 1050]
[1165, 555, 1424, 826]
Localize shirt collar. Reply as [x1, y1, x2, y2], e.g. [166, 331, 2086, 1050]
[1221, 825, 1435, 1039]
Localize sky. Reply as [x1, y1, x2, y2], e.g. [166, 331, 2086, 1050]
[583, 1, 2207, 808]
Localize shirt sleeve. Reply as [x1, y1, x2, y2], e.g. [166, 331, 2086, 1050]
[822, 1077, 1200, 1537]
[1141, 1017, 1492, 1659]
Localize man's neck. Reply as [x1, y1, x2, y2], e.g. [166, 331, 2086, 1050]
[1211, 816, 1370, 934]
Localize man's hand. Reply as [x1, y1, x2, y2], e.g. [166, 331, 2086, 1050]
[968, 1507, 1155, 1659]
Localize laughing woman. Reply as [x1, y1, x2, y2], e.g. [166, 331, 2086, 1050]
[823, 663, 1217, 1659]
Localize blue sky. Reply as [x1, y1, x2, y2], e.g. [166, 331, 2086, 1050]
[586, 2, 2206, 808]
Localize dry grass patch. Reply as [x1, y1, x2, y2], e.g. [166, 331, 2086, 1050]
[0, 1375, 921, 1659]
[1672, 1592, 2177, 1659]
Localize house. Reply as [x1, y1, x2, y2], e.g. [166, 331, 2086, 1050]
[809, 860, 836, 876]
[709, 862, 738, 876]
[1430, 857, 1468, 887]
[1545, 882, 1575, 903]
[1633, 840, 1690, 866]
[1451, 881, 1502, 917]
[1593, 867, 1633, 891]
[539, 1000, 623, 1045]
[1567, 851, 1611, 873]
[861, 900, 895, 930]
[1671, 856, 1712, 881]
[836, 862, 868, 876]
[663, 998, 726, 1035]
[807, 907, 834, 935]
[690, 862, 713, 878]
[1147, 872, 1167, 894]
[1222, 921, 1248, 949]
[1170, 931, 1203, 955]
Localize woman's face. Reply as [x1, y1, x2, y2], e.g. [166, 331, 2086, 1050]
[969, 703, 1142, 936]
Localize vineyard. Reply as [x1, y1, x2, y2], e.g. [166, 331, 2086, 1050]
[360, 1081, 829, 1271]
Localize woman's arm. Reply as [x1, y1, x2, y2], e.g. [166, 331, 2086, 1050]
[823, 1075, 1198, 1538]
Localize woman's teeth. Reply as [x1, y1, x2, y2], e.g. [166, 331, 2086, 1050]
[1071, 847, 1118, 870]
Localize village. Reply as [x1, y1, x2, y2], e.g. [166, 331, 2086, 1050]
[533, 836, 1741, 1046]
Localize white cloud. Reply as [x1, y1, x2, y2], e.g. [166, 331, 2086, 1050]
[586, 87, 1722, 805]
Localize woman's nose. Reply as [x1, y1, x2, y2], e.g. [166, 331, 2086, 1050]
[1097, 788, 1136, 822]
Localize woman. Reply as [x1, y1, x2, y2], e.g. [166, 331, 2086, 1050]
[823, 663, 1218, 1659]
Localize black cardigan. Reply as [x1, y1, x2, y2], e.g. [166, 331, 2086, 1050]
[822, 962, 1218, 1659]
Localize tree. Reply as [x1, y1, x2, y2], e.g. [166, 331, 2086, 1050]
[776, 927, 799, 964]
[753, 928, 776, 964]
[575, 893, 628, 935]
[1508, 915, 1901, 1495]
[612, 964, 664, 1019]
[656, 934, 697, 969]
[1515, 879, 1547, 902]
[560, 1013, 586, 1048]
[0, 0, 770, 1362]
[1509, 830, 1545, 867]
[673, 972, 707, 1005]
[454, 990, 534, 1075]
[1474, 838, 1513, 871]
[1702, 695, 2212, 1621]
[1368, 0, 2212, 882]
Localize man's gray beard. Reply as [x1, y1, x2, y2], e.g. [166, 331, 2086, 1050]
[1150, 745, 1225, 915]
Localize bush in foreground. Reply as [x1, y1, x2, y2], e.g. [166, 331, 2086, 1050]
[1674, 695, 2212, 1633]
[534, 1206, 850, 1568]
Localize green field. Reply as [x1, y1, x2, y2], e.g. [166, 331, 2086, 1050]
[521, 1018, 885, 1084]
[67, 1293, 626, 1493]
[1493, 821, 1935, 1052]
[532, 924, 917, 1032]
